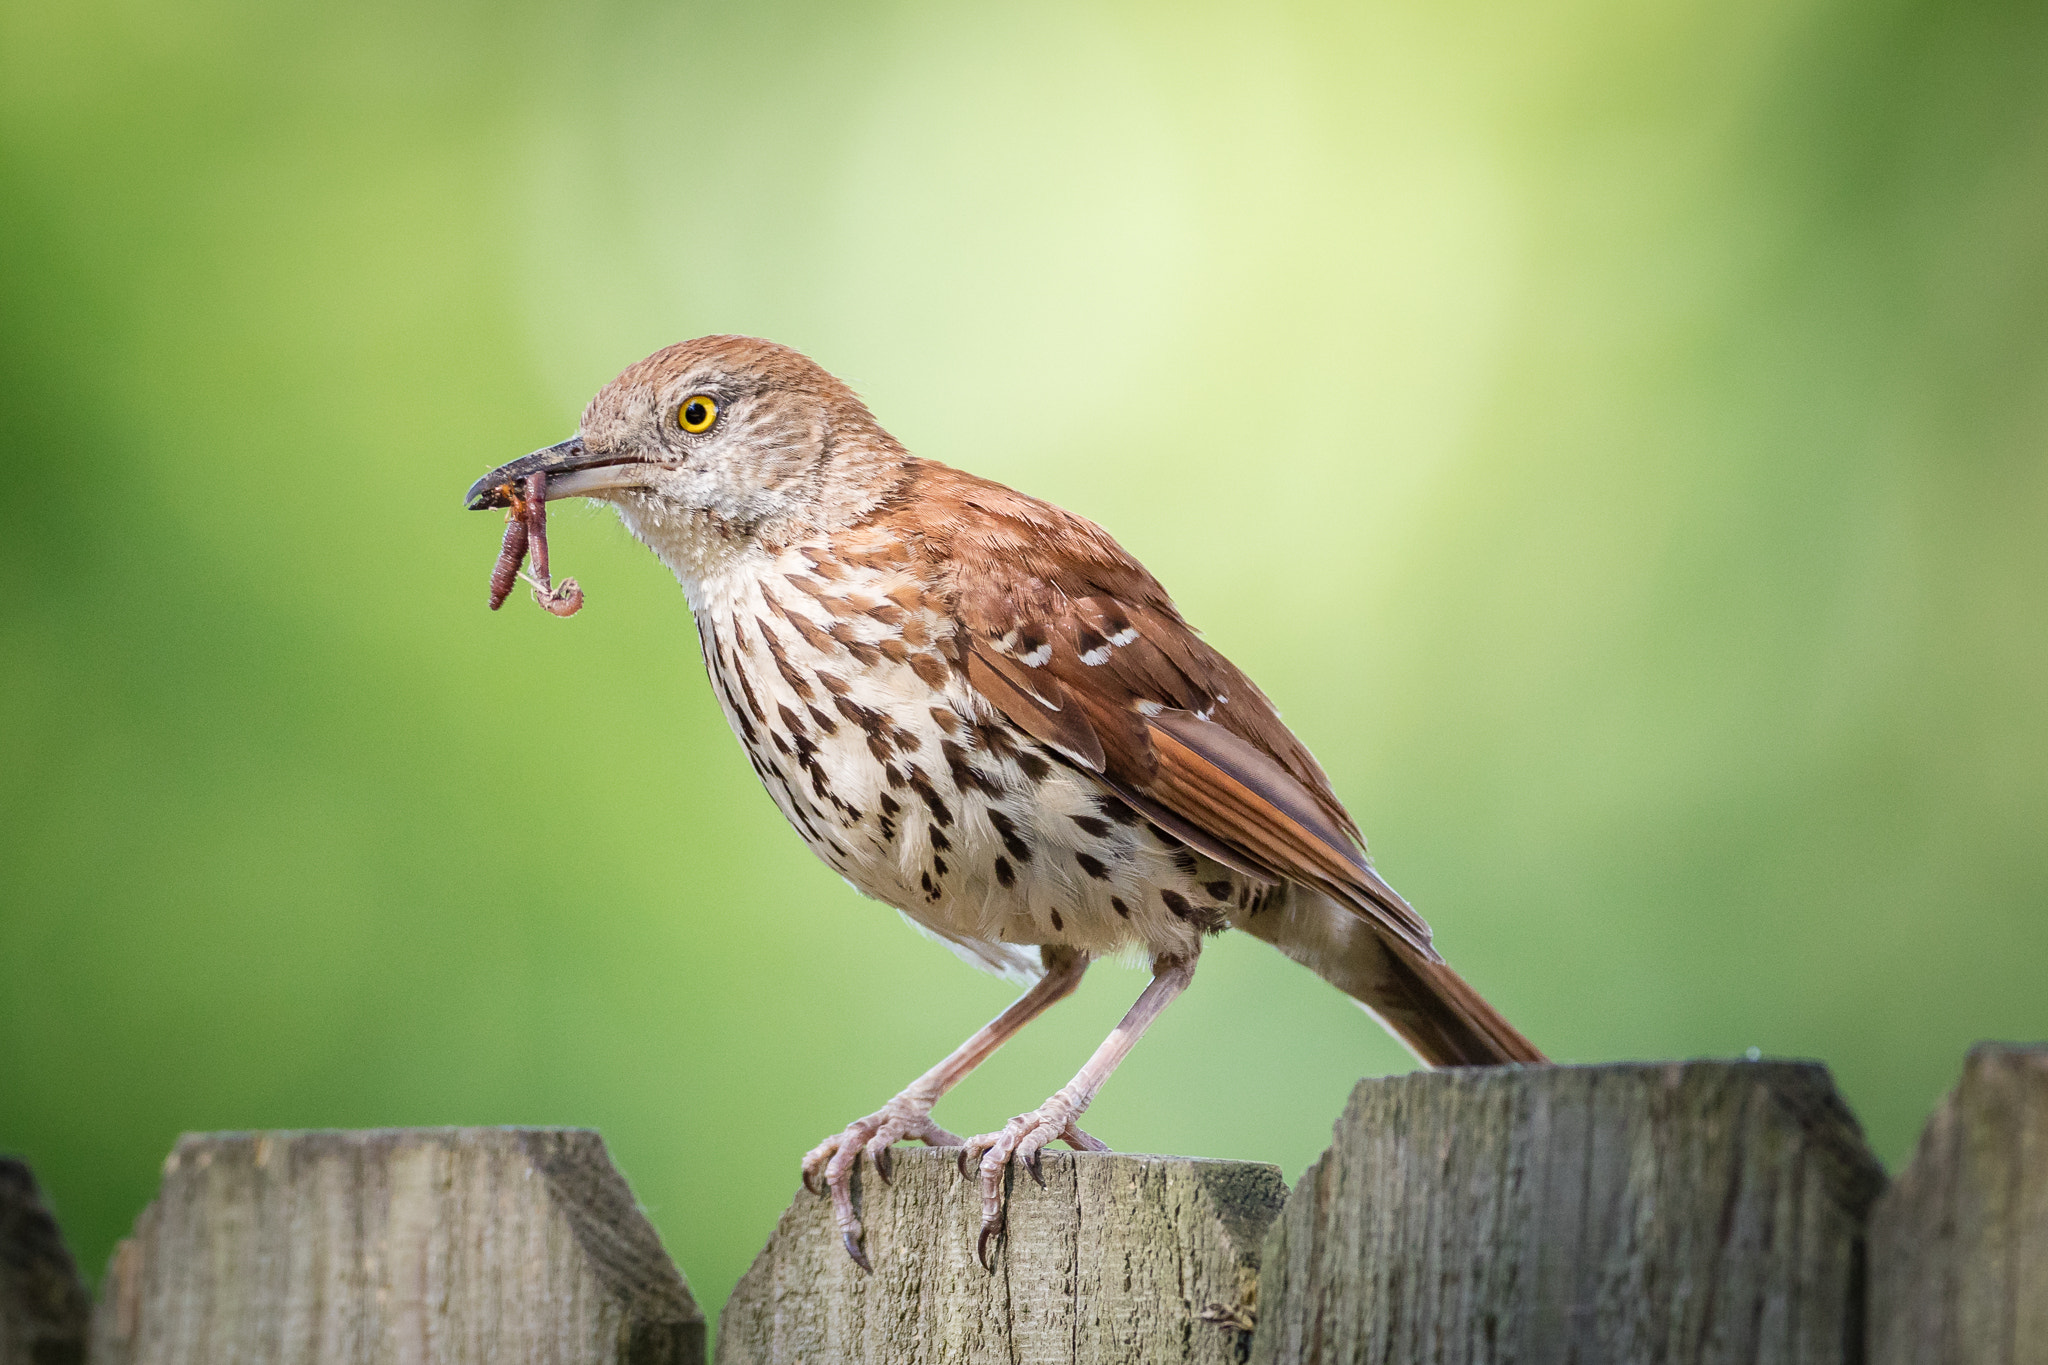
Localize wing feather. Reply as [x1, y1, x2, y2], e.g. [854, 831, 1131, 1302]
[912, 461, 1438, 961]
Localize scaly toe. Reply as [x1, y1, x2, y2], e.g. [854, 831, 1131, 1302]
[966, 1109, 1070, 1266]
[976, 1210, 1006, 1272]
[1061, 1122, 1110, 1152]
[803, 1105, 962, 1269]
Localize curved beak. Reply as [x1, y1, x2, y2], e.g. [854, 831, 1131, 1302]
[463, 436, 652, 510]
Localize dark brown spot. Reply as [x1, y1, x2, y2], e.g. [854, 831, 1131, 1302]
[763, 632, 814, 700]
[933, 855, 948, 877]
[987, 809, 1033, 863]
[941, 739, 1004, 799]
[805, 704, 838, 736]
[1206, 880, 1233, 901]
[1072, 814, 1113, 839]
[818, 593, 864, 619]
[1111, 896, 1131, 918]
[1076, 852, 1110, 881]
[909, 652, 950, 688]
[729, 657, 768, 723]
[1170, 847, 1199, 877]
[879, 793, 901, 817]
[830, 622, 882, 666]
[908, 765, 953, 827]
[815, 669, 850, 696]
[770, 731, 790, 755]
[1016, 751, 1053, 782]
[928, 824, 951, 852]
[777, 703, 807, 736]
[972, 721, 1019, 760]
[835, 694, 878, 732]
[792, 614, 837, 655]
[785, 571, 829, 598]
[878, 637, 911, 664]
[1074, 625, 1108, 658]
[993, 856, 1015, 887]
[1049, 908, 1064, 932]
[866, 600, 907, 627]
[929, 707, 962, 734]
[1162, 890, 1194, 920]
[712, 670, 757, 744]
[1094, 795, 1143, 826]
[921, 871, 934, 894]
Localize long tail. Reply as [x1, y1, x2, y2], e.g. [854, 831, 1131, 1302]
[1234, 883, 1546, 1066]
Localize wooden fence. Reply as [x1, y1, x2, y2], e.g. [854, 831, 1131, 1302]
[3, 1043, 2041, 1364]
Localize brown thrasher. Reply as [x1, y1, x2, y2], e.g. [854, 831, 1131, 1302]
[466, 335, 1544, 1269]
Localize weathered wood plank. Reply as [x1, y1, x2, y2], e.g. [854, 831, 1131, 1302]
[0, 1157, 91, 1365]
[1250, 1061, 1885, 1365]
[717, 1149, 1285, 1365]
[89, 1127, 703, 1365]
[1869, 1042, 2048, 1365]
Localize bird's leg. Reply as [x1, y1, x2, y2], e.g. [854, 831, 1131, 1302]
[961, 951, 1197, 1269]
[803, 947, 1089, 1270]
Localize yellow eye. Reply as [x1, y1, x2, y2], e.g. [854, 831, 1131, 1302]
[677, 395, 718, 433]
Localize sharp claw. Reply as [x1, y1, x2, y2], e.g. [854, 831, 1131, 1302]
[1025, 1150, 1044, 1187]
[844, 1231, 872, 1273]
[957, 1147, 974, 1179]
[802, 1166, 824, 1197]
[874, 1144, 894, 1184]
[977, 1219, 1002, 1272]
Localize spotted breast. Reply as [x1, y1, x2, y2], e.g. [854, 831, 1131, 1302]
[687, 521, 1254, 983]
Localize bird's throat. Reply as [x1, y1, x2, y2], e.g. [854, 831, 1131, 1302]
[609, 491, 780, 615]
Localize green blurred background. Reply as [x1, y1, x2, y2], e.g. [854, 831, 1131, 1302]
[5, 0, 2046, 1328]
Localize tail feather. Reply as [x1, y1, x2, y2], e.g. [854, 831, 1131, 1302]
[1234, 883, 1545, 1067]
[1375, 948, 1547, 1066]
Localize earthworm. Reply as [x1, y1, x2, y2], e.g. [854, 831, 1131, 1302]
[485, 472, 583, 616]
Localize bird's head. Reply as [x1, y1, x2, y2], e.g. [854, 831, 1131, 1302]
[465, 336, 907, 585]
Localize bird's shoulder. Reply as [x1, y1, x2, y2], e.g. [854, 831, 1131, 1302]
[875, 459, 1368, 847]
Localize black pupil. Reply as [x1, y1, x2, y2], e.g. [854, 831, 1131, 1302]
[685, 401, 707, 427]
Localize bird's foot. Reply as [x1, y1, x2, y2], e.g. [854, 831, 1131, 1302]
[958, 1098, 1110, 1269]
[800, 1099, 962, 1271]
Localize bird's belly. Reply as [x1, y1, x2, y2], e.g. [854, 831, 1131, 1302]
[690, 564, 1253, 971]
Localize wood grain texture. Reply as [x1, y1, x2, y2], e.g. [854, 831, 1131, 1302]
[89, 1128, 702, 1365]
[717, 1148, 1285, 1365]
[0, 1157, 90, 1365]
[1250, 1062, 1886, 1365]
[1869, 1042, 2048, 1365]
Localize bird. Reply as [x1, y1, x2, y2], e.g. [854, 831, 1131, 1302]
[465, 335, 1544, 1270]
